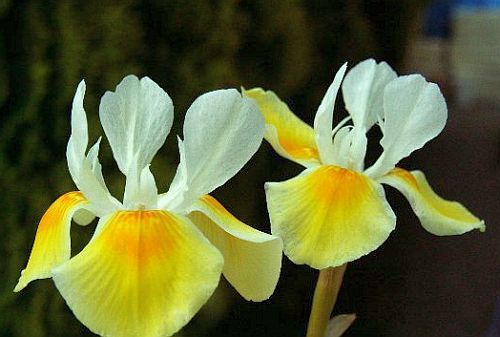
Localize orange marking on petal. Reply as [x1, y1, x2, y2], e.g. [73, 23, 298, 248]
[102, 211, 179, 265]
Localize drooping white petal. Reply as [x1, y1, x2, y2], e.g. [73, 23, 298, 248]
[342, 59, 397, 129]
[169, 89, 264, 212]
[314, 63, 347, 164]
[99, 75, 174, 175]
[365, 75, 447, 178]
[66, 81, 122, 216]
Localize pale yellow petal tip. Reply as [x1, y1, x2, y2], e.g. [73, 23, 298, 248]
[190, 195, 283, 302]
[380, 168, 485, 236]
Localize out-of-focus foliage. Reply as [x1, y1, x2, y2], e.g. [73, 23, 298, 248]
[0, 1, 425, 336]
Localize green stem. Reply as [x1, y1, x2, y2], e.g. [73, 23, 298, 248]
[305, 264, 347, 337]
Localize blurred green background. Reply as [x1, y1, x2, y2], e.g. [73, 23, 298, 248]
[1, 1, 498, 337]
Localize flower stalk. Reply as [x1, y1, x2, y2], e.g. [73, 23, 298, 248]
[306, 264, 347, 337]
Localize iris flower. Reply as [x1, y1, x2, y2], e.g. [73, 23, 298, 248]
[245, 59, 484, 270]
[15, 76, 282, 337]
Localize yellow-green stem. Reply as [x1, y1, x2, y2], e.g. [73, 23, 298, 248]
[305, 264, 347, 337]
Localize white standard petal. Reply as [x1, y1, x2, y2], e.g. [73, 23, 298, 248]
[365, 75, 447, 178]
[168, 89, 264, 212]
[313, 63, 347, 165]
[99, 75, 174, 175]
[342, 58, 397, 129]
[66, 81, 122, 216]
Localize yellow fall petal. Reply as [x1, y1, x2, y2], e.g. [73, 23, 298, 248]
[379, 168, 485, 235]
[14, 191, 88, 292]
[266, 165, 396, 269]
[243, 88, 320, 167]
[52, 210, 223, 337]
[189, 195, 282, 302]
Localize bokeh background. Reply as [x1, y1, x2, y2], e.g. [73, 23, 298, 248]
[0, 1, 498, 336]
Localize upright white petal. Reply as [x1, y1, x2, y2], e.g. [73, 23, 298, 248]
[314, 63, 347, 164]
[365, 75, 447, 178]
[167, 89, 264, 212]
[66, 81, 122, 216]
[342, 59, 397, 129]
[330, 126, 367, 172]
[157, 137, 188, 211]
[99, 75, 174, 175]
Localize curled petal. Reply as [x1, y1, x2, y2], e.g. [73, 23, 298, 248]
[14, 192, 89, 292]
[67, 81, 122, 216]
[243, 88, 320, 167]
[52, 210, 223, 337]
[314, 63, 348, 165]
[379, 168, 485, 235]
[266, 166, 396, 269]
[188, 195, 282, 301]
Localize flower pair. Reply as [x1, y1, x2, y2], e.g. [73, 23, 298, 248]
[16, 59, 484, 337]
[14, 76, 282, 337]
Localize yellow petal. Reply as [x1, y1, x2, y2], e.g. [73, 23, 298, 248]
[243, 88, 320, 167]
[266, 165, 396, 269]
[14, 191, 88, 292]
[379, 168, 485, 235]
[52, 210, 223, 337]
[188, 195, 282, 302]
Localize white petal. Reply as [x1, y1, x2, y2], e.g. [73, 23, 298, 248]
[66, 81, 122, 216]
[177, 89, 264, 208]
[99, 75, 174, 175]
[331, 126, 367, 172]
[365, 75, 447, 178]
[67, 80, 89, 183]
[157, 137, 188, 211]
[313, 63, 347, 164]
[342, 59, 397, 128]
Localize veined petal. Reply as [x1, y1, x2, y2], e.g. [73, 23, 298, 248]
[14, 192, 89, 292]
[379, 168, 485, 235]
[365, 75, 447, 178]
[52, 210, 223, 337]
[314, 63, 347, 165]
[243, 88, 320, 167]
[266, 165, 395, 269]
[177, 89, 264, 207]
[342, 59, 397, 129]
[99, 75, 174, 175]
[188, 195, 282, 301]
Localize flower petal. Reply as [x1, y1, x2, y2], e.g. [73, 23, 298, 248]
[99, 75, 174, 175]
[379, 168, 485, 235]
[14, 192, 89, 292]
[243, 88, 320, 167]
[52, 210, 223, 337]
[341, 58, 397, 129]
[266, 165, 395, 269]
[188, 195, 282, 301]
[175, 89, 264, 208]
[313, 63, 347, 165]
[365, 75, 447, 178]
[66, 81, 122, 216]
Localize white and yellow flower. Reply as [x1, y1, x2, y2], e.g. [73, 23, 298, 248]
[15, 75, 283, 337]
[245, 59, 484, 270]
